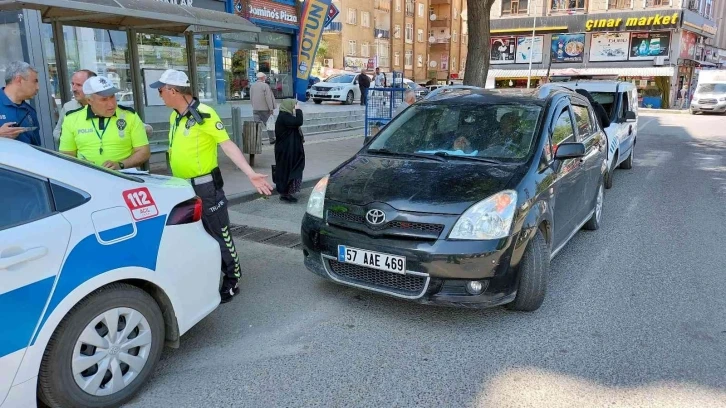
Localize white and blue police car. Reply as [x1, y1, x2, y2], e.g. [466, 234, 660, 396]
[0, 138, 222, 408]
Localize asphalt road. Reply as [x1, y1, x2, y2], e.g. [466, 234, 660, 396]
[125, 112, 726, 408]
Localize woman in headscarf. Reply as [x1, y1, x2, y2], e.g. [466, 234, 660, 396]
[274, 99, 305, 202]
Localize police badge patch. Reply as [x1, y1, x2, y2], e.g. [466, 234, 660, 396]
[186, 118, 196, 129]
[215, 121, 224, 130]
[116, 119, 127, 131]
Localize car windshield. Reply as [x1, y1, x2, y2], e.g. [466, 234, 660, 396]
[325, 75, 355, 83]
[367, 103, 542, 162]
[32, 146, 144, 182]
[696, 83, 726, 93]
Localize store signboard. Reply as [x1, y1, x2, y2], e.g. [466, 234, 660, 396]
[680, 31, 697, 59]
[490, 36, 516, 64]
[235, 0, 298, 28]
[629, 31, 670, 61]
[589, 32, 630, 62]
[515, 35, 544, 64]
[344, 57, 369, 71]
[551, 33, 585, 63]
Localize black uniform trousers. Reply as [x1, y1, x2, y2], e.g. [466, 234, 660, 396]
[191, 179, 240, 287]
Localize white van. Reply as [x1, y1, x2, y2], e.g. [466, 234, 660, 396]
[555, 80, 638, 189]
[690, 69, 726, 114]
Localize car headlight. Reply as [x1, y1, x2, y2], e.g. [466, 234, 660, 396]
[719, 97, 726, 102]
[330, 87, 342, 91]
[449, 191, 517, 240]
[306, 175, 329, 219]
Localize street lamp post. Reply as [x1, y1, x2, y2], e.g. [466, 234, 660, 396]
[527, 1, 537, 89]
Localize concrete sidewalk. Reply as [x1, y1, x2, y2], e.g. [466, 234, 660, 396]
[151, 135, 364, 204]
[639, 107, 690, 114]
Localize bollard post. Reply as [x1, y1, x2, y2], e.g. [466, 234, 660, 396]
[231, 107, 242, 146]
[242, 121, 263, 166]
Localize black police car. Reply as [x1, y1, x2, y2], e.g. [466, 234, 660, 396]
[302, 87, 607, 311]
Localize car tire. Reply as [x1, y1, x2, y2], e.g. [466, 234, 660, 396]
[620, 142, 634, 170]
[604, 160, 614, 189]
[506, 230, 550, 312]
[313, 99, 322, 105]
[344, 91, 354, 105]
[38, 283, 165, 408]
[584, 182, 604, 231]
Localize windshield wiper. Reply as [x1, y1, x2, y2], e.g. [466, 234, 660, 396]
[430, 151, 502, 164]
[366, 148, 445, 162]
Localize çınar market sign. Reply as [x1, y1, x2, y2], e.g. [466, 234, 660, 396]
[586, 12, 679, 32]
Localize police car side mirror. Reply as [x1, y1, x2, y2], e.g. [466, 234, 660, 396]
[625, 111, 636, 122]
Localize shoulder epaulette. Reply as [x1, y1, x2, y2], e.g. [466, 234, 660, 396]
[65, 106, 85, 117]
[118, 105, 136, 114]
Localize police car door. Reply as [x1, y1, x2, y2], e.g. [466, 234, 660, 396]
[0, 167, 72, 403]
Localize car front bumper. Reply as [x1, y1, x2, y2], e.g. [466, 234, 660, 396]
[691, 102, 726, 113]
[311, 90, 346, 101]
[301, 214, 521, 308]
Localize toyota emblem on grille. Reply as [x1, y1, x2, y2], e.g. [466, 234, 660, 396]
[366, 209, 386, 225]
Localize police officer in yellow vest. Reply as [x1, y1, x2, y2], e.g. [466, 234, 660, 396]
[151, 69, 273, 303]
[60, 76, 150, 169]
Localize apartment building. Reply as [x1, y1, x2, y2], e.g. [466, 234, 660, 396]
[321, 0, 431, 82]
[486, 0, 719, 104]
[427, 0, 468, 83]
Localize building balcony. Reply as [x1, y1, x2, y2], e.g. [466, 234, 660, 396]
[374, 0, 391, 12]
[430, 17, 450, 28]
[374, 28, 391, 39]
[429, 40, 450, 51]
[324, 22, 343, 33]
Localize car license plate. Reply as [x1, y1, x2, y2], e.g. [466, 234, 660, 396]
[318, 91, 328, 96]
[337, 245, 406, 275]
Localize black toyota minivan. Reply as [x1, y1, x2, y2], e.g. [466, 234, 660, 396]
[301, 87, 607, 311]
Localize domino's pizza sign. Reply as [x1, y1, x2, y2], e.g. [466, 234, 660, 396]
[324, 3, 339, 28]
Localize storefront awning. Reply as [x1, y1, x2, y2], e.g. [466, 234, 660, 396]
[488, 66, 675, 78]
[0, 0, 260, 35]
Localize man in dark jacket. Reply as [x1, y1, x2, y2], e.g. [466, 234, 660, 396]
[575, 88, 611, 129]
[358, 72, 371, 106]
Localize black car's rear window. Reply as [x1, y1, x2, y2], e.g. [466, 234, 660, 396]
[368, 103, 542, 162]
[32, 146, 144, 183]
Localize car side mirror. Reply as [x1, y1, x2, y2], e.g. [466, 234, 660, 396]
[554, 142, 586, 160]
[625, 111, 636, 122]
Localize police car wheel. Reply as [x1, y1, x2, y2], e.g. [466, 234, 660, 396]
[38, 283, 165, 408]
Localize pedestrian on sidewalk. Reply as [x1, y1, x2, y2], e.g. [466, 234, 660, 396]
[358, 71, 371, 106]
[151, 69, 273, 303]
[251, 72, 277, 144]
[274, 99, 305, 203]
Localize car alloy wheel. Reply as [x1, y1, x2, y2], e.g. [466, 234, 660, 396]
[72, 307, 153, 396]
[595, 183, 604, 224]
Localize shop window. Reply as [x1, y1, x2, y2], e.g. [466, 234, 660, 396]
[222, 42, 293, 103]
[608, 0, 631, 8]
[347, 8, 358, 24]
[394, 52, 401, 66]
[348, 40, 357, 56]
[550, 0, 587, 12]
[362, 12, 370, 28]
